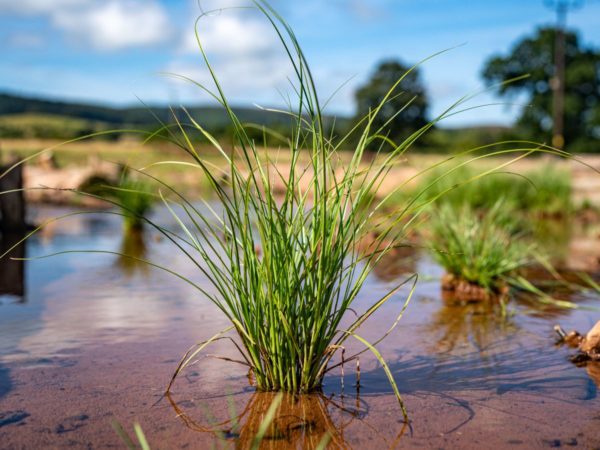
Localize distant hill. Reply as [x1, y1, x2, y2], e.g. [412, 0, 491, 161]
[0, 92, 510, 151]
[0, 92, 307, 130]
[0, 113, 115, 140]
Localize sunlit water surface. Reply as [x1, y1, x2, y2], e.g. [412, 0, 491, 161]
[1, 205, 600, 449]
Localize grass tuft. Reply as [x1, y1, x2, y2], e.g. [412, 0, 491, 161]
[155, 1, 437, 405]
[430, 202, 533, 296]
[106, 175, 155, 231]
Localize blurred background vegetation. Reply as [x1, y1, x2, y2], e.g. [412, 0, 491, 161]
[2, 21, 597, 154]
[0, 1, 598, 155]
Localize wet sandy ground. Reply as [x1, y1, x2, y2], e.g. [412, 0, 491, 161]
[1, 206, 600, 449]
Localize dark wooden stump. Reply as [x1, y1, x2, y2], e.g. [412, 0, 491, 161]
[0, 232, 25, 299]
[0, 162, 26, 232]
[0, 159, 27, 299]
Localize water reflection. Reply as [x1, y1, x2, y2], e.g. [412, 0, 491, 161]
[533, 216, 600, 273]
[116, 228, 149, 276]
[167, 391, 407, 449]
[345, 289, 588, 399]
[0, 365, 11, 399]
[585, 362, 600, 387]
[2, 204, 600, 448]
[427, 296, 517, 354]
[371, 246, 417, 282]
[0, 232, 26, 301]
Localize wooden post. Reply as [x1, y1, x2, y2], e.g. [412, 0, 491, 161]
[0, 161, 26, 232]
[0, 155, 27, 299]
[0, 232, 25, 299]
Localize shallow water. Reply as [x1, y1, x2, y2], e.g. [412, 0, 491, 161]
[1, 205, 600, 449]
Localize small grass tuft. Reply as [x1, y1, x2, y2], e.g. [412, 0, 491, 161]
[107, 175, 155, 231]
[430, 202, 533, 299]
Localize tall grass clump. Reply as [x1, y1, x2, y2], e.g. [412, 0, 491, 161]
[158, 1, 425, 400]
[430, 202, 533, 301]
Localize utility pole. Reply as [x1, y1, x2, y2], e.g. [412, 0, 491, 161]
[544, 0, 583, 149]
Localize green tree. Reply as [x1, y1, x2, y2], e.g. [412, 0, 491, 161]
[354, 59, 428, 148]
[482, 27, 600, 153]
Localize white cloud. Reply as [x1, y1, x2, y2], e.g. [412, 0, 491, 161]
[0, 0, 172, 51]
[0, 0, 93, 15]
[169, 4, 361, 112]
[183, 13, 274, 56]
[53, 0, 172, 50]
[166, 54, 289, 103]
[168, 7, 292, 104]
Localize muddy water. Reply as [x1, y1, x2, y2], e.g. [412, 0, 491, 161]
[1, 206, 600, 449]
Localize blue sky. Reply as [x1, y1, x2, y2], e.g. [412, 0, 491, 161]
[1, 0, 599, 127]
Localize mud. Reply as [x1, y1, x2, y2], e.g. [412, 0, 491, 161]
[441, 273, 508, 303]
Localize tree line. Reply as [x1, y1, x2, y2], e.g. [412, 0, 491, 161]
[360, 26, 599, 153]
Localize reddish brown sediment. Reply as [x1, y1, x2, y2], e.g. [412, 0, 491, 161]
[2, 336, 600, 449]
[441, 273, 509, 303]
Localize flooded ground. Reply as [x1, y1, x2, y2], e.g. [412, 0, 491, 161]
[1, 205, 600, 449]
